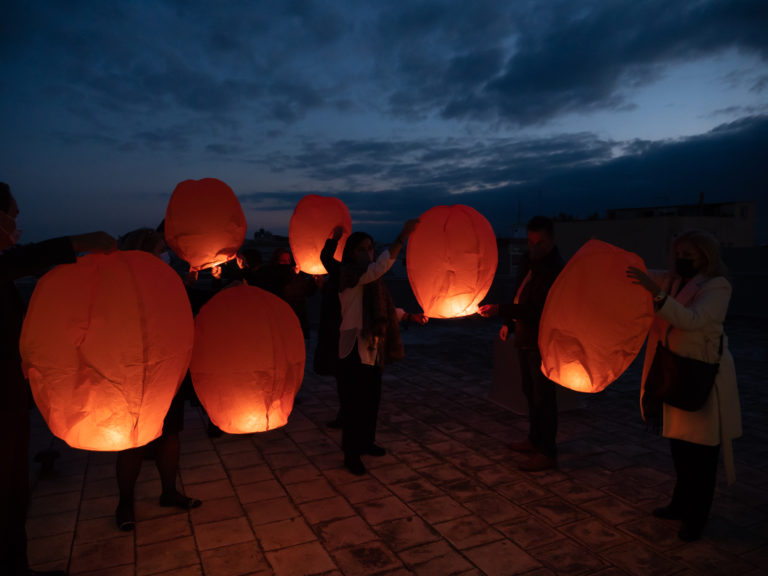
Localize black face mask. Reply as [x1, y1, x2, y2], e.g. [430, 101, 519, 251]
[675, 258, 698, 278]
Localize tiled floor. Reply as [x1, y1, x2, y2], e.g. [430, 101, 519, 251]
[26, 315, 768, 575]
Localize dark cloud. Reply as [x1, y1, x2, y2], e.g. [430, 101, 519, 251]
[4, 0, 764, 140]
[241, 115, 768, 240]
[2, 1, 765, 245]
[480, 1, 768, 124]
[372, 0, 768, 125]
[258, 132, 613, 194]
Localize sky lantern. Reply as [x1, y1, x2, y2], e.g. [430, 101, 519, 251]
[190, 284, 306, 434]
[289, 194, 351, 274]
[20, 251, 194, 451]
[164, 178, 247, 271]
[407, 204, 498, 318]
[539, 239, 654, 393]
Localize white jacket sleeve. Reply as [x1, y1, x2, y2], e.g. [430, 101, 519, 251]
[658, 277, 731, 331]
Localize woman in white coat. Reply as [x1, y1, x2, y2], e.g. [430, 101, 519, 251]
[627, 230, 741, 542]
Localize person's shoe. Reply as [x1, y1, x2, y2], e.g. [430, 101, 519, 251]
[364, 444, 387, 457]
[326, 418, 343, 429]
[678, 523, 702, 542]
[344, 455, 366, 476]
[115, 502, 135, 531]
[159, 491, 202, 510]
[652, 505, 682, 520]
[33, 449, 60, 476]
[518, 453, 557, 471]
[508, 439, 537, 453]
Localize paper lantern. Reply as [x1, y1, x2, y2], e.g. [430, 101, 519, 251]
[407, 205, 498, 318]
[539, 239, 654, 393]
[20, 251, 194, 451]
[190, 284, 306, 433]
[289, 194, 351, 274]
[165, 178, 247, 271]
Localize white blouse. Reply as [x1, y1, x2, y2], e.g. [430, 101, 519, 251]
[338, 249, 396, 365]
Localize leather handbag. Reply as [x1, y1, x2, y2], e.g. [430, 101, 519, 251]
[644, 331, 722, 412]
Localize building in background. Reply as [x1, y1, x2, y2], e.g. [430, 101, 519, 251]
[551, 199, 763, 318]
[554, 199, 756, 266]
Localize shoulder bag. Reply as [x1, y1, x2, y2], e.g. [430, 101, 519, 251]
[644, 328, 723, 413]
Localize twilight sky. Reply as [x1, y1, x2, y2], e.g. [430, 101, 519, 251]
[1, 0, 766, 244]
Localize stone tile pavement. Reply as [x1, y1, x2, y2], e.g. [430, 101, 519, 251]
[26, 315, 768, 575]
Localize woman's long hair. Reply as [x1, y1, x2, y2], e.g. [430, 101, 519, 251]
[339, 231, 374, 290]
[671, 230, 729, 279]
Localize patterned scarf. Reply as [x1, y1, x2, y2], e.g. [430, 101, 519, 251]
[362, 278, 404, 366]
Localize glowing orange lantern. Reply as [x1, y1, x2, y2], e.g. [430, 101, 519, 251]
[20, 251, 194, 451]
[539, 239, 654, 393]
[289, 194, 351, 274]
[407, 204, 498, 318]
[164, 178, 247, 271]
[190, 284, 306, 433]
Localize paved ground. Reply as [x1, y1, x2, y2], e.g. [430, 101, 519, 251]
[26, 314, 768, 576]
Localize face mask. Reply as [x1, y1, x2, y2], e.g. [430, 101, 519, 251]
[675, 258, 697, 278]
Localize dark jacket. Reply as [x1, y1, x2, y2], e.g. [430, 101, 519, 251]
[1, 238, 76, 413]
[251, 264, 317, 339]
[313, 237, 341, 375]
[500, 246, 564, 349]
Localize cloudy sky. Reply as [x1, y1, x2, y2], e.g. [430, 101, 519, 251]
[1, 0, 766, 244]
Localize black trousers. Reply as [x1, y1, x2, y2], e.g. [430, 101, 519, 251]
[0, 409, 30, 576]
[669, 438, 720, 529]
[517, 347, 558, 456]
[337, 344, 381, 458]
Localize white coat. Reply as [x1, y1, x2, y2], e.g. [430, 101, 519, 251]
[641, 273, 742, 484]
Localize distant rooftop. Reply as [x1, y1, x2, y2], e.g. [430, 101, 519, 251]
[605, 199, 754, 220]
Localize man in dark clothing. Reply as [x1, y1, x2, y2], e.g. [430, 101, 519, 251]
[314, 227, 343, 427]
[480, 216, 565, 471]
[251, 247, 318, 340]
[0, 182, 115, 576]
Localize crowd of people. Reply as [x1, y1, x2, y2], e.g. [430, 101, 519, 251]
[1, 181, 743, 574]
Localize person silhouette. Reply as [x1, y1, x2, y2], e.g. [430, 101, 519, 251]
[336, 219, 419, 475]
[627, 230, 742, 542]
[1, 182, 116, 576]
[479, 216, 564, 471]
[113, 227, 201, 531]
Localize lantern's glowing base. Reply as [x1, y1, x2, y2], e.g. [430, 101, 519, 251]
[191, 252, 238, 273]
[60, 421, 162, 452]
[425, 300, 480, 319]
[298, 262, 329, 276]
[546, 362, 593, 393]
[211, 407, 292, 435]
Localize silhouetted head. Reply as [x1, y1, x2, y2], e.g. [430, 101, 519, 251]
[0, 182, 13, 213]
[0, 182, 20, 250]
[242, 248, 262, 269]
[342, 231, 374, 265]
[340, 231, 374, 290]
[526, 216, 555, 262]
[271, 247, 294, 267]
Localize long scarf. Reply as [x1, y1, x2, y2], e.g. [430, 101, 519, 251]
[641, 274, 707, 430]
[361, 278, 404, 366]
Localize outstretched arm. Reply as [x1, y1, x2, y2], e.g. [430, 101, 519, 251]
[388, 219, 419, 260]
[1, 231, 115, 283]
